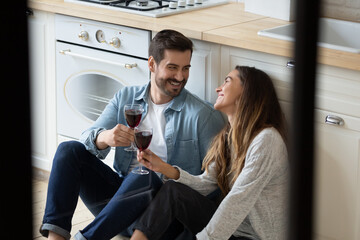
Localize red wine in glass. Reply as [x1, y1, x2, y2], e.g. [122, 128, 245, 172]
[133, 128, 153, 175]
[135, 130, 152, 151]
[125, 109, 142, 128]
[124, 104, 144, 151]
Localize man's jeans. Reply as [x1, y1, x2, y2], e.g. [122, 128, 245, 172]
[40, 141, 163, 240]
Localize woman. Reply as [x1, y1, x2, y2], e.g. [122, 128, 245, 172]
[131, 66, 289, 240]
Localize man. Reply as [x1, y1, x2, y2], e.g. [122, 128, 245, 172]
[40, 29, 226, 240]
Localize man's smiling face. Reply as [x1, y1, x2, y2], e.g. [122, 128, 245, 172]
[149, 49, 192, 103]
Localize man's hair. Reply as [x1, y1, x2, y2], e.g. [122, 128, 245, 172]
[149, 29, 193, 64]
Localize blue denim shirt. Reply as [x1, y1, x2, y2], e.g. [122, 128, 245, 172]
[80, 83, 227, 177]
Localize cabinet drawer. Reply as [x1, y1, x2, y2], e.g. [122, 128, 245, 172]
[315, 109, 360, 133]
[316, 65, 360, 118]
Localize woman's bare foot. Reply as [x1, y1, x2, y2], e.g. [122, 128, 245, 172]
[130, 229, 148, 240]
[48, 231, 65, 240]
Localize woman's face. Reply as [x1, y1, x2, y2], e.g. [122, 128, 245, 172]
[214, 69, 243, 115]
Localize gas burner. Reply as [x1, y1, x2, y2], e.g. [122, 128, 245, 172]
[65, 0, 229, 17]
[136, 0, 149, 6]
[111, 0, 166, 11]
[79, 0, 121, 5]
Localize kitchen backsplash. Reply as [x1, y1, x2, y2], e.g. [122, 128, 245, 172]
[237, 0, 360, 22]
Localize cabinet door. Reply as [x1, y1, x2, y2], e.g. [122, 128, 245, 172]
[314, 110, 360, 240]
[28, 10, 56, 171]
[28, 12, 46, 159]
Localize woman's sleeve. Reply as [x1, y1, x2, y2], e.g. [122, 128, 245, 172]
[196, 130, 287, 240]
[167, 163, 219, 196]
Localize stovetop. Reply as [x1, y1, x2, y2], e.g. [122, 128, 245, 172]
[65, 0, 228, 17]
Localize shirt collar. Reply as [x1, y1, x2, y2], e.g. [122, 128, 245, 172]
[169, 88, 187, 112]
[134, 82, 150, 102]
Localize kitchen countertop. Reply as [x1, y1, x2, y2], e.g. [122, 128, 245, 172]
[28, 0, 360, 71]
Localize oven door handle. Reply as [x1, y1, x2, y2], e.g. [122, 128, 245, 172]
[59, 49, 138, 69]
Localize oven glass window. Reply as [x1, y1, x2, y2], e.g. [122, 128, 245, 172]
[65, 73, 123, 122]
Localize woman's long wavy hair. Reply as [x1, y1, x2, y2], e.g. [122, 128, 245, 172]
[202, 66, 287, 196]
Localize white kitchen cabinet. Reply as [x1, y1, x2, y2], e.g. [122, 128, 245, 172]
[314, 110, 360, 240]
[28, 10, 57, 171]
[313, 65, 360, 240]
[187, 39, 221, 104]
[221, 45, 360, 240]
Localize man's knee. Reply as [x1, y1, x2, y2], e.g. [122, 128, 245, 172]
[53, 141, 87, 167]
[57, 140, 85, 153]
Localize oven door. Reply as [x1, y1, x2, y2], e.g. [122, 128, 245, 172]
[56, 41, 149, 139]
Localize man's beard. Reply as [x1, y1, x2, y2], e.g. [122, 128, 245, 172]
[155, 77, 187, 98]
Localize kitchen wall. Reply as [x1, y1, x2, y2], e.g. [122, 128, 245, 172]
[237, 0, 360, 22]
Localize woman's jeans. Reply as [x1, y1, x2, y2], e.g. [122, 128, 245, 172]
[134, 181, 251, 240]
[40, 141, 163, 240]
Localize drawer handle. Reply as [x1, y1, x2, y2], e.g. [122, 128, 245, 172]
[325, 115, 344, 126]
[59, 49, 137, 69]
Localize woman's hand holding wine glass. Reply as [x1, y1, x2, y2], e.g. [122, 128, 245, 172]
[132, 128, 153, 175]
[137, 149, 164, 173]
[137, 149, 180, 180]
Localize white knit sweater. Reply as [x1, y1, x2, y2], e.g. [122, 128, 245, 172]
[174, 127, 289, 240]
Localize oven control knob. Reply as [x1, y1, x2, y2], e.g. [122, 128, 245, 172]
[109, 37, 121, 48]
[186, 0, 194, 6]
[78, 31, 89, 41]
[195, 0, 203, 4]
[169, 1, 178, 9]
[178, 0, 186, 7]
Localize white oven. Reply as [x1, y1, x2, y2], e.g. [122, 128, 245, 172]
[55, 14, 150, 139]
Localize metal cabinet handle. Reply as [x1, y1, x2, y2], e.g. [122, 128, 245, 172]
[325, 115, 344, 126]
[59, 49, 137, 69]
[286, 60, 295, 68]
[26, 8, 34, 16]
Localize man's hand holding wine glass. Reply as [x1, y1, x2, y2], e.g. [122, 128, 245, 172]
[95, 124, 134, 150]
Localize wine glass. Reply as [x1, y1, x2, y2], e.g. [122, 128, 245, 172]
[133, 128, 153, 175]
[124, 104, 144, 151]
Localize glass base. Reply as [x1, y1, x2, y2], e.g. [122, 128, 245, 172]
[124, 142, 137, 152]
[124, 146, 138, 151]
[131, 167, 149, 175]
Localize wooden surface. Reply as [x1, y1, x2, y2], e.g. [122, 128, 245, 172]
[27, 0, 360, 71]
[203, 17, 293, 57]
